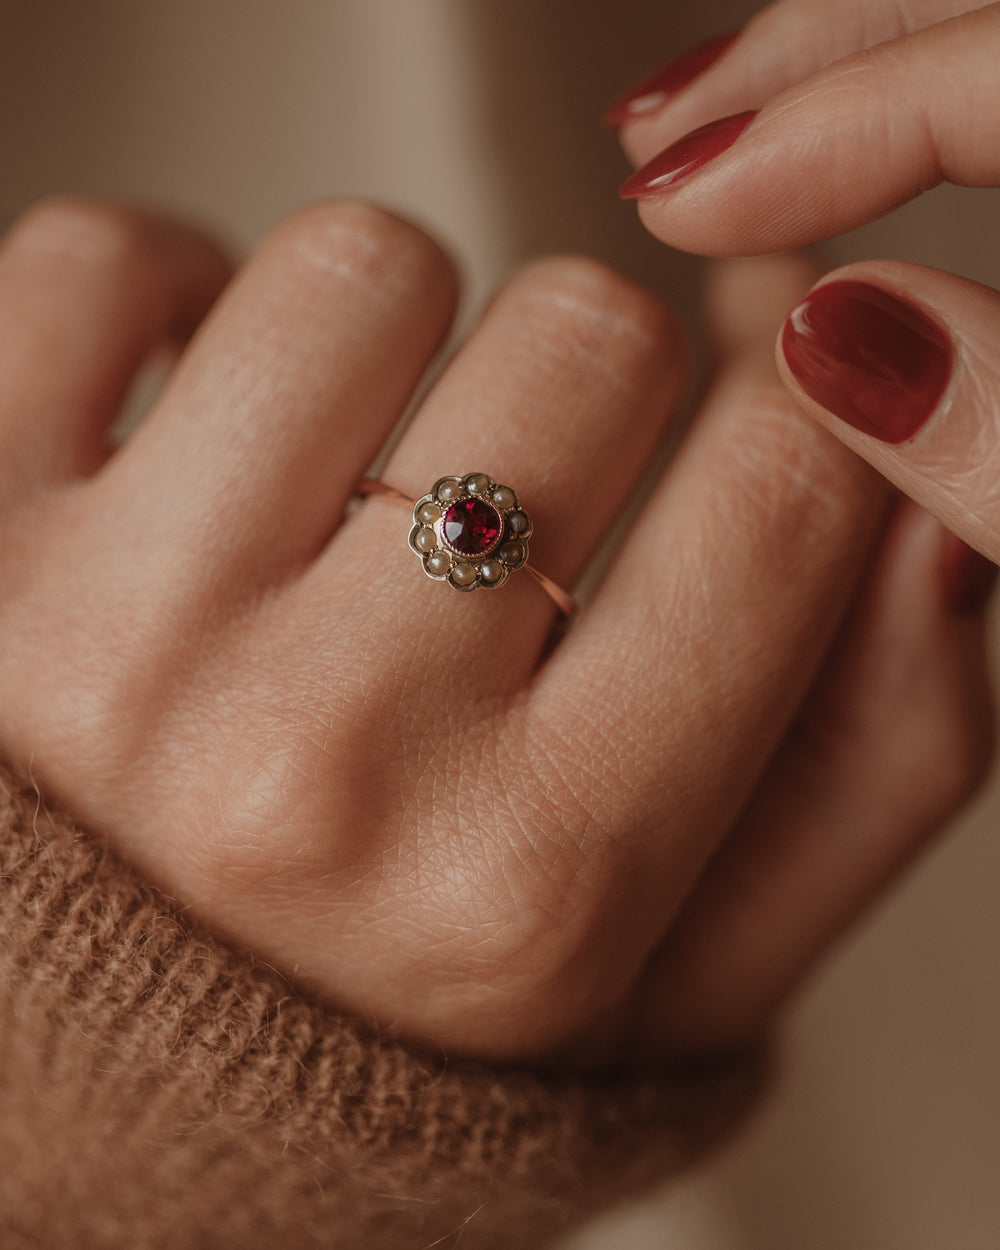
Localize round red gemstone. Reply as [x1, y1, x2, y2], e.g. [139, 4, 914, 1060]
[441, 498, 503, 557]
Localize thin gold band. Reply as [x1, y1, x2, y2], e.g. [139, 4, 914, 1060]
[357, 477, 576, 617]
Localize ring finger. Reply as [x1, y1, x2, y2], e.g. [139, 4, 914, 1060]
[310, 254, 686, 695]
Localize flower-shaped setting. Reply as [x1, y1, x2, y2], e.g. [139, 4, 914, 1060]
[408, 473, 533, 592]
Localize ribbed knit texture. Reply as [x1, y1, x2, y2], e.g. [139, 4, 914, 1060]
[0, 766, 765, 1249]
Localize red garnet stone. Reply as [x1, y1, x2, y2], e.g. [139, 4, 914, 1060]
[441, 497, 503, 557]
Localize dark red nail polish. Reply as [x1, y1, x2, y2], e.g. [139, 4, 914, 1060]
[781, 281, 953, 444]
[619, 111, 757, 199]
[943, 535, 998, 616]
[604, 32, 742, 129]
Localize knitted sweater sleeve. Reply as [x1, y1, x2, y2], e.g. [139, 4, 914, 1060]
[0, 765, 766, 1250]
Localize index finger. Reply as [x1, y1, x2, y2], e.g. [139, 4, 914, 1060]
[610, 0, 983, 163]
[618, 4, 1000, 256]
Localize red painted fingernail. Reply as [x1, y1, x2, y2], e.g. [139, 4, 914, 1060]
[781, 281, 953, 444]
[943, 535, 998, 616]
[619, 111, 757, 199]
[604, 32, 742, 129]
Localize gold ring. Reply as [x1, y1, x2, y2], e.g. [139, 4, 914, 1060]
[357, 473, 575, 617]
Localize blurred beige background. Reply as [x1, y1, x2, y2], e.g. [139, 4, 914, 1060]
[4, 2, 999, 1246]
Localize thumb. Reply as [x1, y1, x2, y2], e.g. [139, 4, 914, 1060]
[776, 259, 1000, 562]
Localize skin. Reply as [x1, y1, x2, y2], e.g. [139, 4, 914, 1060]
[0, 196, 990, 1067]
[616, 0, 1000, 567]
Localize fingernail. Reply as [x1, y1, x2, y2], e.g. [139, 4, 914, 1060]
[604, 32, 742, 129]
[619, 111, 757, 199]
[943, 535, 998, 616]
[781, 281, 953, 444]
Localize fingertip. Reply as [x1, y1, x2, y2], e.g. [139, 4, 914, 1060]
[618, 8, 1000, 256]
[604, 31, 744, 133]
[775, 270, 957, 464]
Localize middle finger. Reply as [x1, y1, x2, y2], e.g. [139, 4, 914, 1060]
[535, 255, 895, 922]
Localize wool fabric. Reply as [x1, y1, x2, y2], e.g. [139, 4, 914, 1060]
[0, 765, 764, 1248]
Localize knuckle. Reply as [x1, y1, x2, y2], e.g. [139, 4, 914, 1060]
[261, 198, 457, 302]
[454, 835, 634, 1019]
[385, 810, 620, 1033]
[6, 196, 153, 272]
[508, 255, 680, 366]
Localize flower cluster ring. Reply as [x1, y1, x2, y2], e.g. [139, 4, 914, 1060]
[407, 473, 532, 592]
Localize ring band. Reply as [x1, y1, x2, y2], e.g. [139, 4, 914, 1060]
[357, 474, 576, 617]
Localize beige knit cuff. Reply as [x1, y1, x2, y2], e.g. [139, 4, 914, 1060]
[0, 765, 766, 1250]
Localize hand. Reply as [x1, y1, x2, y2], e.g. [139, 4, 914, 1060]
[611, 0, 1000, 568]
[0, 198, 989, 1065]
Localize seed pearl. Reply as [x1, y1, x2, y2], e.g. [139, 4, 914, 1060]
[499, 540, 524, 565]
[451, 562, 477, 586]
[464, 473, 491, 495]
[492, 486, 516, 510]
[418, 502, 441, 524]
[438, 480, 463, 502]
[414, 527, 436, 553]
[480, 561, 503, 583]
[426, 551, 451, 575]
[508, 510, 529, 534]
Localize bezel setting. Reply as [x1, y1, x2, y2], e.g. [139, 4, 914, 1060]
[407, 473, 533, 592]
